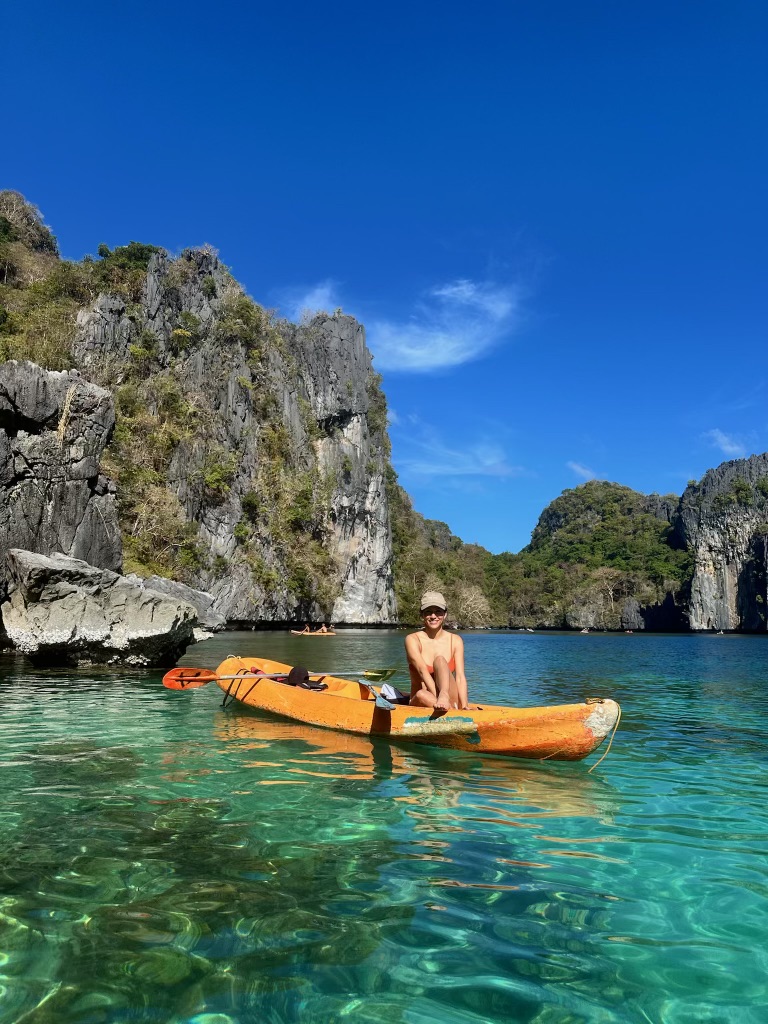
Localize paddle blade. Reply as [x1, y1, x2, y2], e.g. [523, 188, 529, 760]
[360, 668, 396, 683]
[163, 667, 218, 690]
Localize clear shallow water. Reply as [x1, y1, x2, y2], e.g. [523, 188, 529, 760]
[1, 630, 767, 1023]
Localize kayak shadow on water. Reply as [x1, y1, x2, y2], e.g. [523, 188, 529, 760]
[212, 708, 620, 825]
[213, 708, 413, 787]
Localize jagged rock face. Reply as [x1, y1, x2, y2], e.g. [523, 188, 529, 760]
[1, 550, 196, 666]
[290, 316, 396, 623]
[674, 454, 768, 631]
[73, 252, 397, 624]
[643, 493, 678, 524]
[0, 361, 121, 601]
[125, 574, 226, 633]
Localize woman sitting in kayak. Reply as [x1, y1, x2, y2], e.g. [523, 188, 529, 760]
[405, 591, 471, 710]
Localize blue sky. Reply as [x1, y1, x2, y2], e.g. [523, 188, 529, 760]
[5, 1, 767, 552]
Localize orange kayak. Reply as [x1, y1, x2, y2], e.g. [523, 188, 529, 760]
[214, 657, 620, 761]
[289, 630, 336, 636]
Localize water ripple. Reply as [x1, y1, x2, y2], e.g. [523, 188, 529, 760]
[2, 634, 768, 1022]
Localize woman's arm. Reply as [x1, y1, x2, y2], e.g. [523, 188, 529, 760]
[452, 635, 470, 709]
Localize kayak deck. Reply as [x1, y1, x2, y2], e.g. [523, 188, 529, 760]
[215, 657, 620, 761]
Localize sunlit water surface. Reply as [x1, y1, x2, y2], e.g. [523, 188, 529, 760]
[1, 630, 767, 1023]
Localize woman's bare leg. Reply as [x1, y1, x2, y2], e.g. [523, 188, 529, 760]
[455, 676, 469, 709]
[448, 674, 461, 708]
[410, 687, 437, 707]
[432, 656, 452, 710]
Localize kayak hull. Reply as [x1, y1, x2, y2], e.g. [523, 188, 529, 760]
[215, 657, 620, 761]
[289, 630, 336, 636]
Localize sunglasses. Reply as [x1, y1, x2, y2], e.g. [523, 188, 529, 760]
[422, 608, 446, 617]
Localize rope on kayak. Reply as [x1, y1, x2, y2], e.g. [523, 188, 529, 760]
[221, 663, 260, 708]
[220, 665, 298, 707]
[587, 704, 621, 774]
[222, 657, 247, 708]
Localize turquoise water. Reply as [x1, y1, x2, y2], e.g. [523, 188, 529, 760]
[1, 630, 767, 1023]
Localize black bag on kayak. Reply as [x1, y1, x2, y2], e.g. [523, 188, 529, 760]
[286, 666, 327, 691]
[287, 666, 310, 686]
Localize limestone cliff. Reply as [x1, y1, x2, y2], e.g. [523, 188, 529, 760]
[73, 250, 396, 624]
[0, 360, 121, 601]
[673, 454, 768, 631]
[509, 481, 691, 631]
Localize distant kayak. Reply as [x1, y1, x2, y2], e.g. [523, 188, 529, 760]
[198, 656, 620, 761]
[290, 630, 336, 636]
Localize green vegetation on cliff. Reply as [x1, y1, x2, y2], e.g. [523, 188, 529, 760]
[526, 482, 689, 581]
[388, 478, 692, 628]
[386, 467, 496, 625]
[508, 481, 692, 628]
[0, 193, 344, 610]
[0, 194, 164, 370]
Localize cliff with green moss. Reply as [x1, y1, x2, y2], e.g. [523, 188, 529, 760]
[0, 192, 395, 625]
[502, 481, 693, 630]
[386, 479, 694, 630]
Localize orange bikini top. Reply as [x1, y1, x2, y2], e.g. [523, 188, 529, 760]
[417, 634, 455, 674]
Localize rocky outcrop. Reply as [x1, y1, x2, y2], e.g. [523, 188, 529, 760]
[72, 251, 397, 625]
[533, 591, 686, 632]
[288, 315, 395, 623]
[673, 454, 768, 631]
[619, 592, 687, 632]
[0, 361, 121, 601]
[2, 550, 197, 666]
[131, 575, 225, 632]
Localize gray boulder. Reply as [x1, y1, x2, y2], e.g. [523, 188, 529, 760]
[127, 574, 226, 632]
[2, 550, 197, 667]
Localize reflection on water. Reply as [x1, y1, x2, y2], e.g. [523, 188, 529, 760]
[2, 631, 768, 1023]
[214, 708, 614, 820]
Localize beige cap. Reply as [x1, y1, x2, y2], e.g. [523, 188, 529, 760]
[420, 591, 447, 612]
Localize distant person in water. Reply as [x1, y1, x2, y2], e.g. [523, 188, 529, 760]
[405, 591, 471, 710]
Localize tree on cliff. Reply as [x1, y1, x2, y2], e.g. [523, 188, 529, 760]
[0, 191, 58, 256]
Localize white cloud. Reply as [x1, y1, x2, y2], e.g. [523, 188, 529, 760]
[367, 279, 522, 372]
[395, 424, 524, 480]
[567, 461, 597, 481]
[705, 429, 745, 458]
[280, 280, 340, 322]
